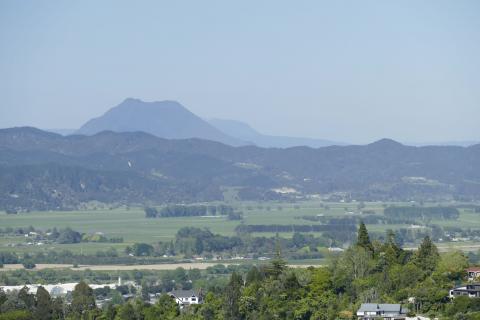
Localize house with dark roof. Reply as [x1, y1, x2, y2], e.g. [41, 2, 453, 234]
[357, 303, 408, 320]
[449, 283, 480, 298]
[168, 289, 202, 307]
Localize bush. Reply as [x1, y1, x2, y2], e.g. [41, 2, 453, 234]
[227, 211, 243, 220]
[5, 208, 17, 215]
[22, 260, 36, 269]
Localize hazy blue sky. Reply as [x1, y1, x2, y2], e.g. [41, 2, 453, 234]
[1, 0, 479, 144]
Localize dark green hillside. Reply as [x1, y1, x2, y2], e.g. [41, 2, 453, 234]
[0, 127, 479, 210]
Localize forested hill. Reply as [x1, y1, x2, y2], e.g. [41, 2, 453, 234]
[1, 127, 479, 210]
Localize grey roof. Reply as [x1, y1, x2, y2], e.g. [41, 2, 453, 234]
[169, 290, 198, 298]
[358, 304, 405, 313]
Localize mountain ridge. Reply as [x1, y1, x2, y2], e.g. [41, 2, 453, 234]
[208, 118, 345, 148]
[1, 127, 479, 210]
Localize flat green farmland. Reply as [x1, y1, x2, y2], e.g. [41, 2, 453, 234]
[0, 208, 244, 239]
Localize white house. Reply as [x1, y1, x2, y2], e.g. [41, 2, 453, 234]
[357, 304, 408, 320]
[449, 283, 480, 298]
[168, 290, 201, 307]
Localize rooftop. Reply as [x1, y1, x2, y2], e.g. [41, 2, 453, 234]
[169, 290, 198, 298]
[467, 267, 480, 272]
[358, 304, 406, 313]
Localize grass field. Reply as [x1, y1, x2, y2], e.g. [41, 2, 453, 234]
[1, 201, 479, 255]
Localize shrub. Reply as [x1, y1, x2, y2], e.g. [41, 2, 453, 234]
[22, 260, 36, 269]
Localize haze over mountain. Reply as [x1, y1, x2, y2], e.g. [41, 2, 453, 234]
[76, 98, 245, 146]
[208, 118, 344, 148]
[75, 98, 345, 148]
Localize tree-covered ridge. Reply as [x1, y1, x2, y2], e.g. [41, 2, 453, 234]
[1, 127, 480, 210]
[1, 224, 478, 320]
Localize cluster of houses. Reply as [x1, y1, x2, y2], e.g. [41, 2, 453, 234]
[356, 267, 480, 320]
[448, 267, 480, 299]
[0, 277, 202, 309]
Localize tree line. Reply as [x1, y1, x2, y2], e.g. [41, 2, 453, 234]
[152, 227, 329, 259]
[384, 206, 460, 220]
[234, 223, 356, 233]
[145, 204, 235, 218]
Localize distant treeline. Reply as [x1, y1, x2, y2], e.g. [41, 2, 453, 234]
[458, 204, 480, 213]
[384, 206, 460, 220]
[0, 250, 176, 267]
[145, 204, 234, 218]
[0, 226, 123, 244]
[299, 214, 418, 225]
[154, 227, 329, 258]
[235, 224, 356, 233]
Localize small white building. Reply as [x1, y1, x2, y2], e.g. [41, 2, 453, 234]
[168, 290, 201, 307]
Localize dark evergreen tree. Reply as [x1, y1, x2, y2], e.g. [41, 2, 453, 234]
[267, 240, 287, 279]
[414, 236, 440, 275]
[34, 286, 52, 320]
[18, 286, 35, 311]
[356, 221, 374, 254]
[384, 230, 402, 266]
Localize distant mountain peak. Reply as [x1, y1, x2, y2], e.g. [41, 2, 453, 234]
[114, 98, 188, 113]
[76, 99, 245, 146]
[368, 138, 404, 147]
[121, 97, 181, 105]
[122, 97, 141, 103]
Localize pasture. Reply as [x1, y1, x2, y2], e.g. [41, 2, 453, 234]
[1, 200, 479, 255]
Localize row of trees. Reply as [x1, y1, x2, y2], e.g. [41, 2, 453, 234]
[0, 249, 175, 268]
[384, 206, 460, 220]
[145, 205, 235, 218]
[1, 226, 123, 245]
[234, 223, 356, 233]
[161, 227, 331, 258]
